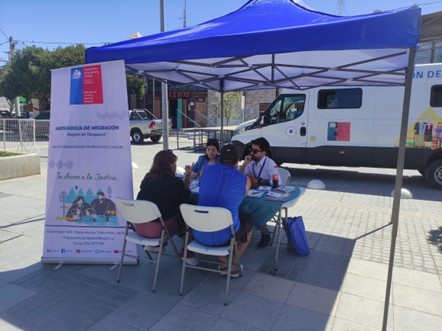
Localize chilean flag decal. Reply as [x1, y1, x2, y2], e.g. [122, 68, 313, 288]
[70, 65, 104, 105]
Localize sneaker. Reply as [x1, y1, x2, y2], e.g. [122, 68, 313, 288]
[218, 264, 243, 278]
[180, 250, 198, 266]
[257, 234, 271, 248]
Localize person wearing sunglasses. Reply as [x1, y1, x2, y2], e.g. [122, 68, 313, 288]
[239, 137, 281, 248]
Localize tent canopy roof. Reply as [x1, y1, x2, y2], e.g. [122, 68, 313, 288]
[86, 0, 421, 92]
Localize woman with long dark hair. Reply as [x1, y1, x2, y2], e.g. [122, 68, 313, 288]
[136, 150, 197, 265]
[137, 150, 190, 233]
[191, 138, 220, 178]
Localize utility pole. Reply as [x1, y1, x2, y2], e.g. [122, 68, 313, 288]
[8, 36, 21, 116]
[336, 0, 347, 16]
[8, 36, 15, 61]
[160, 0, 169, 150]
[183, 0, 187, 28]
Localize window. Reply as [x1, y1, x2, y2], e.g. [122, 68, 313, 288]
[318, 88, 362, 109]
[264, 94, 306, 125]
[430, 85, 442, 107]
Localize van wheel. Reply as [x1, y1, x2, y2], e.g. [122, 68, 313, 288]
[424, 159, 442, 189]
[150, 135, 161, 143]
[131, 129, 144, 144]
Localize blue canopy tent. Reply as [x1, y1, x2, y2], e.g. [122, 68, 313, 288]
[86, 1, 421, 329]
[86, 0, 420, 92]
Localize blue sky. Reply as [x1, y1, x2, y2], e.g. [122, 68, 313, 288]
[1, 0, 441, 64]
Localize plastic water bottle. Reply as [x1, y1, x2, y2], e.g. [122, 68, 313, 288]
[272, 165, 279, 189]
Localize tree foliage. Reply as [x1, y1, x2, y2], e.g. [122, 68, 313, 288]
[126, 74, 146, 108]
[0, 45, 85, 111]
[213, 91, 243, 126]
[0, 44, 148, 112]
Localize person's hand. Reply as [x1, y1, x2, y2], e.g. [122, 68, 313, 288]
[184, 165, 192, 189]
[244, 155, 252, 164]
[184, 165, 192, 176]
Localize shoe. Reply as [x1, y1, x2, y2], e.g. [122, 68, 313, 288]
[218, 264, 243, 278]
[180, 250, 198, 266]
[257, 234, 271, 248]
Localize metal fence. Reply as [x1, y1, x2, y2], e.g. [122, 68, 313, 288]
[0, 118, 236, 155]
[0, 119, 49, 154]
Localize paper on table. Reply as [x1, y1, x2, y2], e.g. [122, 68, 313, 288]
[265, 191, 290, 201]
[272, 186, 297, 194]
[247, 189, 266, 198]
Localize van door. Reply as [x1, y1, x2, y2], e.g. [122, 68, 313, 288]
[234, 93, 308, 164]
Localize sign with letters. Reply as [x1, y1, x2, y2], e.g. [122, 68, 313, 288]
[42, 60, 135, 264]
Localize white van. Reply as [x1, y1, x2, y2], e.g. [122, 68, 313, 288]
[231, 63, 442, 189]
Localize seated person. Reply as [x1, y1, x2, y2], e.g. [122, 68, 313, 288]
[193, 144, 252, 277]
[191, 138, 220, 178]
[239, 137, 280, 248]
[136, 149, 197, 265]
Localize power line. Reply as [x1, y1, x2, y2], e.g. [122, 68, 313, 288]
[17, 40, 110, 46]
[0, 28, 8, 41]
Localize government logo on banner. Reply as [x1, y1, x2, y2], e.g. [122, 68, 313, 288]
[70, 65, 104, 105]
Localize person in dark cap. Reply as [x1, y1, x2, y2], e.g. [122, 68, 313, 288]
[191, 138, 220, 178]
[240, 137, 280, 248]
[194, 144, 253, 277]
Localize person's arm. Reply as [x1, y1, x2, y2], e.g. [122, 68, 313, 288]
[240, 155, 252, 174]
[190, 160, 198, 178]
[261, 157, 277, 186]
[192, 156, 204, 178]
[244, 176, 251, 197]
[183, 165, 192, 189]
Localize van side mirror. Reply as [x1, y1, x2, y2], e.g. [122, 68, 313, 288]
[259, 111, 265, 127]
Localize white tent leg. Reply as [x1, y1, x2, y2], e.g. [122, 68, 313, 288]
[382, 47, 416, 331]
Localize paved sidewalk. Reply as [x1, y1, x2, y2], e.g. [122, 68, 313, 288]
[1, 141, 441, 330]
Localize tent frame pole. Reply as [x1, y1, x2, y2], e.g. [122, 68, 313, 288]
[382, 47, 416, 331]
[160, 0, 169, 150]
[220, 79, 225, 146]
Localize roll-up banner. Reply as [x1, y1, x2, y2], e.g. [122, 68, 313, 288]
[42, 60, 136, 264]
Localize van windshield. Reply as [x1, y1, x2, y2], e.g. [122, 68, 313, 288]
[263, 94, 306, 126]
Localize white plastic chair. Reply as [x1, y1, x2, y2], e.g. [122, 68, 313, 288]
[179, 203, 240, 305]
[115, 198, 179, 292]
[278, 167, 291, 186]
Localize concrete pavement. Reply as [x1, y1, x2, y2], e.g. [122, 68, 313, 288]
[0, 140, 441, 330]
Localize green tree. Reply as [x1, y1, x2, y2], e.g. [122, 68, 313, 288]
[51, 44, 85, 69]
[0, 47, 50, 109]
[214, 91, 242, 126]
[0, 44, 85, 112]
[126, 74, 146, 108]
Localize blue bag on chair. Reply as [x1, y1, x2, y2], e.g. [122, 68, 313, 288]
[282, 216, 310, 256]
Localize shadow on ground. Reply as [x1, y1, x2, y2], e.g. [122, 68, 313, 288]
[428, 226, 442, 253]
[283, 166, 442, 202]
